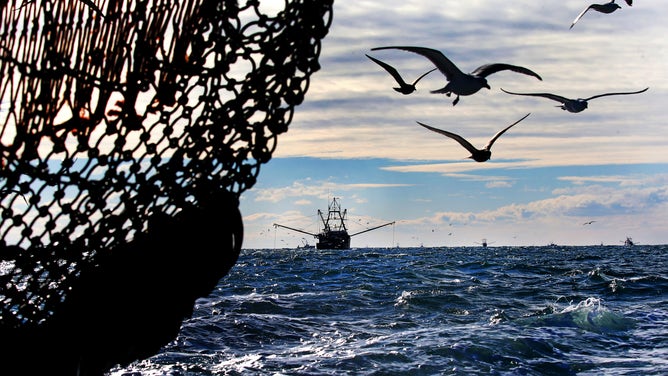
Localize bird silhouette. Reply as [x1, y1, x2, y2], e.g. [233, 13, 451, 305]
[583, 221, 596, 225]
[570, 1, 624, 29]
[500, 87, 648, 113]
[416, 113, 530, 162]
[371, 46, 542, 105]
[366, 54, 436, 95]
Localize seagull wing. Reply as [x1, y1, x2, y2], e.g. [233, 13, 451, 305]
[472, 63, 542, 80]
[412, 68, 437, 85]
[416, 121, 479, 155]
[366, 54, 409, 86]
[372, 46, 463, 81]
[584, 87, 649, 101]
[570, 5, 594, 29]
[624, 0, 632, 5]
[501, 88, 569, 104]
[484, 113, 530, 151]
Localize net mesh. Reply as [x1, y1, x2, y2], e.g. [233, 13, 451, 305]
[0, 0, 332, 371]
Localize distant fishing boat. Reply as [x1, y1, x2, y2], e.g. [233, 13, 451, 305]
[274, 197, 394, 250]
[476, 238, 490, 248]
[297, 238, 315, 250]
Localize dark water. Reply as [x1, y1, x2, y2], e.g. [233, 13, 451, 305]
[112, 245, 668, 375]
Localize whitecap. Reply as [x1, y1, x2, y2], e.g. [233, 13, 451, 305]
[563, 297, 635, 333]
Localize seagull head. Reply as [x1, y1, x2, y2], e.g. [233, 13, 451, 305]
[481, 78, 491, 90]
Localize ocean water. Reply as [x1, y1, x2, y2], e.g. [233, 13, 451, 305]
[112, 245, 668, 375]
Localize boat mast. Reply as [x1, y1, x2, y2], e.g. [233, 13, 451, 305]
[319, 197, 347, 232]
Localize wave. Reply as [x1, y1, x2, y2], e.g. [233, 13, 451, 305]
[520, 297, 635, 334]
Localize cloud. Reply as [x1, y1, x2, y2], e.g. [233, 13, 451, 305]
[392, 171, 517, 186]
[411, 197, 432, 203]
[243, 211, 280, 223]
[274, 0, 667, 168]
[366, 172, 668, 228]
[559, 173, 668, 187]
[253, 180, 413, 202]
[486, 180, 513, 189]
[549, 177, 668, 217]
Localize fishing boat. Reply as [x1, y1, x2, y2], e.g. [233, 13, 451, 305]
[296, 238, 315, 250]
[475, 238, 490, 248]
[274, 197, 394, 250]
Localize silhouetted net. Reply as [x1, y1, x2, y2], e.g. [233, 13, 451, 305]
[0, 0, 332, 373]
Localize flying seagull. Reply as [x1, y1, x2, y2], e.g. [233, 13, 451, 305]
[570, 1, 624, 29]
[416, 113, 531, 162]
[500, 87, 648, 113]
[583, 220, 596, 225]
[371, 46, 542, 106]
[366, 54, 436, 95]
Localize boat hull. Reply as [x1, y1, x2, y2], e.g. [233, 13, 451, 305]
[316, 231, 351, 250]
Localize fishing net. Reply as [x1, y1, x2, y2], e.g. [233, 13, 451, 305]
[0, 0, 332, 374]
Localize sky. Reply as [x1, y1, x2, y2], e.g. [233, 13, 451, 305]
[239, 0, 668, 249]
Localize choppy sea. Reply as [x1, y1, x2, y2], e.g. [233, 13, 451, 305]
[112, 245, 668, 375]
